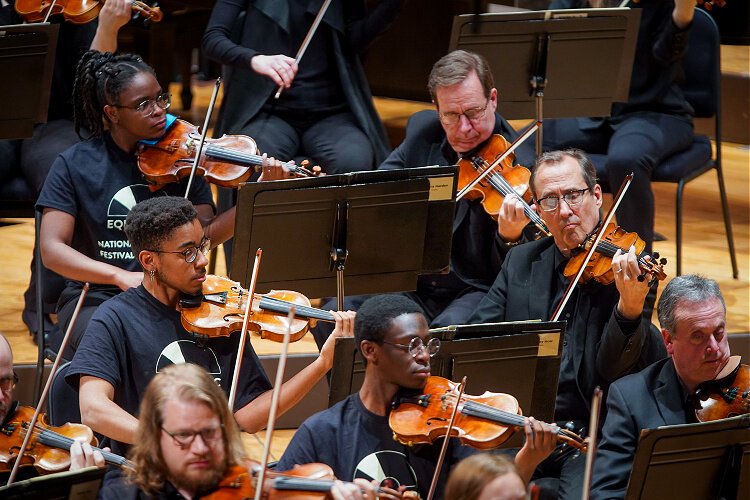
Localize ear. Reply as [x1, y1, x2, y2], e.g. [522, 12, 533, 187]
[139, 250, 157, 275]
[661, 328, 675, 356]
[359, 340, 378, 365]
[103, 104, 119, 124]
[592, 184, 603, 209]
[489, 87, 498, 110]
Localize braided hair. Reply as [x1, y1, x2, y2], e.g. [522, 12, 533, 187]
[72, 50, 155, 139]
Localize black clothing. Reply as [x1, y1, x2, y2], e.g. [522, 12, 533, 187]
[544, 0, 695, 251]
[203, 0, 403, 172]
[67, 285, 272, 457]
[469, 237, 666, 500]
[37, 130, 215, 352]
[277, 393, 474, 499]
[590, 358, 694, 499]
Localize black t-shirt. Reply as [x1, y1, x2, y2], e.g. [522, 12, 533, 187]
[36, 132, 214, 274]
[277, 393, 474, 499]
[66, 285, 272, 457]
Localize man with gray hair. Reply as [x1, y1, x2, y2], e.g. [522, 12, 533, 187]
[591, 275, 734, 499]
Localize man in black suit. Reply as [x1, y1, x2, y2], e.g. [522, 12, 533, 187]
[469, 149, 666, 499]
[312, 50, 539, 348]
[591, 274, 734, 499]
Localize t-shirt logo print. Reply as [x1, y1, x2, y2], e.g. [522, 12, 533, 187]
[354, 450, 418, 492]
[106, 184, 168, 228]
[156, 340, 223, 383]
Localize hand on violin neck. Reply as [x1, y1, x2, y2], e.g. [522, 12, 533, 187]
[258, 153, 295, 182]
[319, 310, 356, 370]
[514, 417, 559, 484]
[497, 193, 529, 242]
[69, 441, 107, 471]
[612, 246, 651, 320]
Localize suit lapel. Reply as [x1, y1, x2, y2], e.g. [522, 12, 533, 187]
[653, 359, 688, 426]
[528, 242, 556, 321]
[255, 0, 291, 34]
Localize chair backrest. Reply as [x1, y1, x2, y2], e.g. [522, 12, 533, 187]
[46, 361, 81, 427]
[681, 8, 721, 119]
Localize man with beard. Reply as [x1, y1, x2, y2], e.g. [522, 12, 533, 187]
[591, 275, 736, 499]
[101, 363, 376, 499]
[67, 196, 354, 459]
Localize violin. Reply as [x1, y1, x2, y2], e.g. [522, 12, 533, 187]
[180, 275, 335, 342]
[137, 119, 318, 189]
[458, 134, 550, 237]
[15, 0, 163, 25]
[201, 461, 336, 500]
[695, 356, 750, 422]
[389, 376, 587, 452]
[0, 405, 132, 474]
[564, 222, 667, 287]
[201, 461, 420, 499]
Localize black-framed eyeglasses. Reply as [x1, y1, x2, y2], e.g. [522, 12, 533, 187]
[0, 372, 18, 392]
[535, 188, 591, 212]
[145, 237, 210, 263]
[438, 99, 490, 126]
[113, 92, 171, 117]
[161, 424, 223, 448]
[382, 337, 440, 358]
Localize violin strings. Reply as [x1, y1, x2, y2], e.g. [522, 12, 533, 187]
[24, 425, 129, 467]
[220, 293, 334, 322]
[206, 145, 302, 174]
[595, 240, 652, 269]
[475, 159, 546, 228]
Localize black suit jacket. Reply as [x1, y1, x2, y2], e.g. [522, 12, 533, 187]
[470, 237, 666, 414]
[203, 0, 399, 163]
[378, 110, 536, 291]
[590, 358, 687, 500]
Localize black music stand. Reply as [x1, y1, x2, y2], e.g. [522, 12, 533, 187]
[449, 8, 640, 152]
[625, 415, 750, 500]
[328, 321, 566, 447]
[230, 167, 457, 306]
[0, 23, 58, 139]
[0, 466, 105, 499]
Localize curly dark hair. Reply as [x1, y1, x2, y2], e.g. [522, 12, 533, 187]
[124, 196, 198, 256]
[354, 295, 425, 347]
[73, 50, 155, 139]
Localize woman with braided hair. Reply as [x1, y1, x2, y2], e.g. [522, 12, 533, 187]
[36, 50, 227, 355]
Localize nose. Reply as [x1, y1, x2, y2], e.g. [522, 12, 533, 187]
[190, 433, 211, 454]
[195, 247, 209, 268]
[705, 334, 720, 354]
[414, 345, 430, 365]
[457, 113, 474, 134]
[558, 197, 574, 218]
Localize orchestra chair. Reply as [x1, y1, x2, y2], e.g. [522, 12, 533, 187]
[590, 7, 738, 278]
[46, 361, 80, 427]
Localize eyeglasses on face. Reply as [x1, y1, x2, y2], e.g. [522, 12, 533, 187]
[382, 336, 440, 358]
[0, 372, 18, 392]
[113, 92, 171, 117]
[438, 99, 490, 126]
[535, 188, 591, 212]
[161, 424, 223, 448]
[145, 237, 210, 263]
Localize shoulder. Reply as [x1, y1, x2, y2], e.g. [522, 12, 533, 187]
[610, 357, 672, 396]
[505, 237, 555, 264]
[404, 110, 443, 141]
[299, 396, 353, 432]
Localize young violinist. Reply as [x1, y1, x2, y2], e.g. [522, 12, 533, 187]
[278, 294, 558, 499]
[0, 333, 106, 481]
[66, 196, 354, 460]
[468, 149, 667, 500]
[591, 275, 735, 499]
[36, 50, 289, 355]
[99, 362, 377, 499]
[312, 50, 539, 347]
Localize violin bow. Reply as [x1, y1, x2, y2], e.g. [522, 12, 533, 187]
[6, 283, 90, 486]
[184, 77, 222, 199]
[550, 173, 633, 322]
[42, 0, 58, 23]
[456, 120, 540, 201]
[228, 249, 262, 411]
[273, 0, 333, 100]
[253, 305, 295, 500]
[426, 376, 467, 500]
[581, 387, 603, 500]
